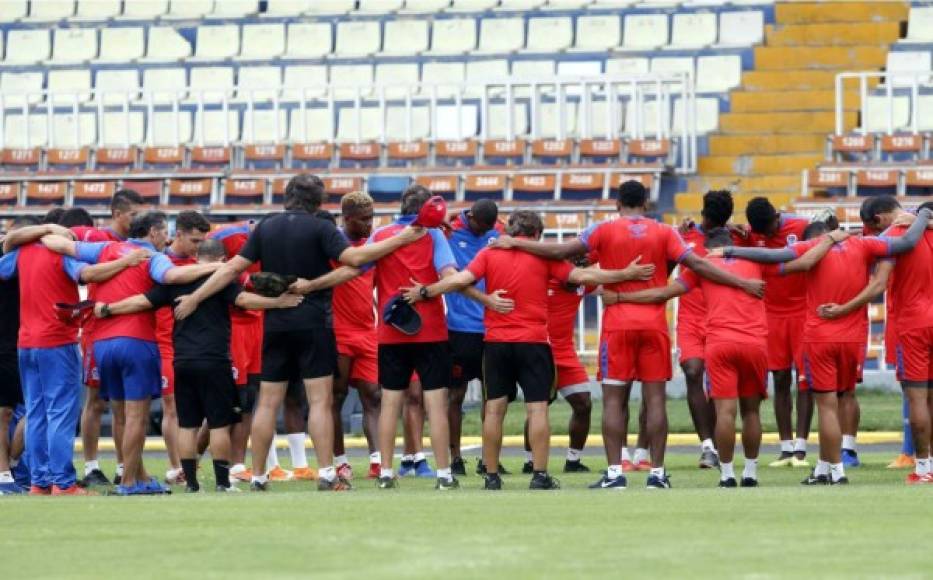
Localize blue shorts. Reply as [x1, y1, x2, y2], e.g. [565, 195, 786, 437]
[93, 337, 161, 401]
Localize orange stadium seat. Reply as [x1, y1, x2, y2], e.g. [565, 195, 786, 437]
[483, 139, 525, 166]
[123, 179, 164, 204]
[512, 174, 555, 201]
[857, 168, 898, 195]
[223, 179, 265, 205]
[25, 182, 66, 206]
[627, 139, 670, 163]
[143, 146, 185, 170]
[47, 147, 89, 171]
[415, 175, 457, 200]
[190, 146, 231, 169]
[579, 138, 621, 164]
[387, 142, 429, 168]
[531, 139, 573, 165]
[830, 134, 874, 161]
[339, 143, 380, 168]
[435, 140, 477, 167]
[73, 181, 117, 207]
[880, 134, 922, 160]
[2, 148, 41, 170]
[168, 178, 212, 206]
[243, 144, 286, 170]
[561, 172, 604, 201]
[464, 174, 505, 201]
[95, 147, 137, 170]
[323, 176, 363, 204]
[292, 143, 334, 169]
[0, 183, 20, 206]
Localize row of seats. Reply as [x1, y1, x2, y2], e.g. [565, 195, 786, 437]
[885, 50, 933, 86]
[900, 5, 933, 44]
[0, 55, 741, 105]
[0, 11, 764, 64]
[828, 132, 933, 162]
[855, 95, 933, 133]
[805, 165, 933, 198]
[0, 0, 773, 22]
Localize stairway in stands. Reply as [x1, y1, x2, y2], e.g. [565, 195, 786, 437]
[675, 1, 909, 220]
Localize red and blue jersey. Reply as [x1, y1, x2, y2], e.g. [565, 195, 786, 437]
[70, 226, 124, 243]
[0, 243, 88, 348]
[743, 214, 809, 318]
[332, 232, 376, 336]
[445, 211, 504, 334]
[209, 222, 260, 274]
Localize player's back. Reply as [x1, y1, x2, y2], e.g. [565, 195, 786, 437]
[746, 215, 808, 316]
[681, 257, 767, 348]
[14, 243, 81, 348]
[890, 228, 933, 331]
[547, 279, 584, 348]
[332, 234, 375, 333]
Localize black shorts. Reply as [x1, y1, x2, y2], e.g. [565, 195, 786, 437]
[262, 329, 337, 382]
[0, 354, 22, 408]
[449, 331, 484, 386]
[237, 383, 258, 415]
[174, 361, 242, 429]
[483, 342, 555, 403]
[379, 342, 451, 391]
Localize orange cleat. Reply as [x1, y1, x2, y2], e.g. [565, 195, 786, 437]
[336, 463, 353, 481]
[293, 467, 317, 481]
[621, 460, 635, 472]
[28, 485, 51, 496]
[231, 468, 252, 482]
[906, 473, 933, 485]
[52, 485, 95, 496]
[888, 454, 916, 469]
[367, 463, 381, 479]
[635, 460, 652, 471]
[267, 466, 294, 482]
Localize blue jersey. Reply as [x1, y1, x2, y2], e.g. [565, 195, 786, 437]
[445, 211, 502, 333]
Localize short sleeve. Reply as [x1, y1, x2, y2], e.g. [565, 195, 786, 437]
[0, 250, 18, 280]
[221, 282, 243, 306]
[789, 238, 820, 258]
[144, 284, 174, 309]
[665, 227, 692, 263]
[862, 235, 893, 258]
[239, 224, 261, 263]
[465, 249, 488, 280]
[320, 221, 350, 262]
[74, 241, 108, 264]
[676, 268, 700, 292]
[578, 222, 601, 252]
[430, 229, 457, 275]
[547, 259, 574, 284]
[62, 256, 88, 282]
[148, 253, 175, 284]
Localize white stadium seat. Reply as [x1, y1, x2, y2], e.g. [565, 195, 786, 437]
[497, 0, 544, 10]
[477, 17, 524, 54]
[305, 0, 355, 14]
[512, 60, 555, 79]
[862, 96, 910, 133]
[374, 63, 421, 99]
[465, 59, 509, 97]
[651, 56, 694, 78]
[670, 12, 717, 49]
[427, 18, 477, 55]
[359, 0, 404, 12]
[264, 0, 310, 16]
[574, 15, 621, 51]
[447, 0, 498, 11]
[400, 0, 450, 12]
[164, 0, 213, 19]
[51, 28, 98, 63]
[885, 51, 932, 87]
[578, 100, 624, 137]
[673, 97, 719, 134]
[421, 62, 466, 98]
[696, 55, 742, 92]
[337, 107, 382, 142]
[526, 17, 573, 53]
[625, 99, 670, 137]
[98, 27, 145, 62]
[537, 102, 578, 138]
[236, 66, 282, 101]
[284, 23, 332, 59]
[386, 106, 431, 140]
[606, 57, 649, 76]
[542, 0, 591, 10]
[188, 67, 235, 103]
[75, 0, 121, 19]
[143, 27, 192, 61]
[3, 115, 48, 148]
[0, 72, 43, 106]
[120, 0, 167, 19]
[194, 25, 240, 60]
[381, 19, 429, 56]
[330, 64, 375, 99]
[52, 113, 96, 147]
[48, 69, 92, 104]
[149, 110, 193, 146]
[194, 110, 240, 145]
[25, 0, 74, 21]
[239, 24, 286, 60]
[288, 108, 334, 142]
[717, 11, 764, 47]
[242, 109, 287, 143]
[4, 29, 51, 64]
[95, 69, 141, 104]
[0, 0, 27, 22]
[142, 67, 188, 103]
[556, 60, 602, 77]
[436, 104, 478, 139]
[904, 6, 933, 43]
[282, 65, 328, 100]
[335, 21, 382, 57]
[916, 95, 933, 131]
[101, 111, 145, 147]
[486, 103, 528, 138]
[210, 0, 258, 17]
[623, 14, 669, 50]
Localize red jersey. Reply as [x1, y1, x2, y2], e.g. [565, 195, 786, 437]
[547, 279, 593, 351]
[210, 223, 261, 324]
[466, 244, 574, 343]
[580, 216, 691, 333]
[71, 226, 124, 243]
[677, 257, 768, 349]
[889, 227, 933, 331]
[155, 249, 197, 356]
[332, 234, 375, 335]
[790, 236, 891, 343]
[744, 215, 809, 317]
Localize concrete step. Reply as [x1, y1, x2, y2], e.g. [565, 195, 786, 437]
[729, 89, 859, 113]
[754, 45, 888, 70]
[708, 134, 827, 156]
[698, 154, 825, 176]
[765, 21, 902, 46]
[685, 174, 803, 195]
[741, 69, 880, 91]
[675, 192, 798, 214]
[719, 111, 857, 134]
[775, 2, 909, 25]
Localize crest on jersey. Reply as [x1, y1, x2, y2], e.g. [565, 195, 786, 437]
[786, 234, 798, 245]
[629, 223, 648, 238]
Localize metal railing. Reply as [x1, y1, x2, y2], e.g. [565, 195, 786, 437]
[834, 70, 933, 136]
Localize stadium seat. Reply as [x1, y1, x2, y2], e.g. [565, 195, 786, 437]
[830, 133, 873, 161]
[188, 67, 235, 104]
[381, 20, 429, 56]
[47, 69, 92, 105]
[242, 110, 287, 144]
[574, 15, 621, 52]
[194, 110, 240, 148]
[143, 27, 192, 62]
[0, 72, 43, 106]
[164, 0, 214, 20]
[264, 0, 311, 16]
[223, 178, 265, 205]
[387, 140, 430, 166]
[98, 27, 145, 62]
[537, 102, 578, 139]
[606, 57, 649, 76]
[284, 23, 333, 60]
[330, 64, 374, 99]
[3, 115, 48, 148]
[335, 21, 382, 57]
[304, 0, 356, 14]
[669, 12, 717, 49]
[862, 96, 910, 133]
[210, 0, 259, 17]
[650, 57, 695, 88]
[421, 62, 466, 98]
[673, 97, 719, 135]
[73, 182, 118, 207]
[374, 63, 420, 99]
[367, 175, 410, 202]
[51, 28, 98, 63]
[885, 51, 932, 87]
[525, 17, 573, 53]
[556, 60, 602, 78]
[477, 17, 525, 54]
[623, 14, 669, 50]
[400, 0, 451, 11]
[168, 178, 212, 206]
[337, 107, 383, 143]
[359, 0, 404, 12]
[340, 141, 381, 168]
[512, 174, 555, 201]
[100, 111, 145, 147]
[4, 29, 51, 64]
[427, 19, 477, 55]
[25, 182, 67, 207]
[498, 0, 545, 10]
[0, 0, 27, 22]
[512, 59, 555, 83]
[52, 113, 96, 148]
[717, 11, 764, 47]
[95, 69, 140, 104]
[448, 0, 498, 11]
[879, 133, 922, 160]
[463, 173, 504, 201]
[696, 55, 742, 93]
[75, 0, 121, 20]
[579, 100, 623, 139]
[386, 106, 431, 141]
[436, 104, 479, 140]
[24, 0, 74, 21]
[487, 103, 528, 139]
[917, 95, 933, 131]
[148, 111, 193, 147]
[288, 108, 335, 144]
[903, 6, 933, 43]
[120, 0, 168, 19]
[625, 99, 670, 137]
[415, 175, 457, 200]
[236, 66, 282, 101]
[465, 59, 510, 96]
[194, 25, 240, 60]
[282, 65, 328, 100]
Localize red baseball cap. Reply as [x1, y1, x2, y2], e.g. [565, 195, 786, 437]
[414, 196, 447, 229]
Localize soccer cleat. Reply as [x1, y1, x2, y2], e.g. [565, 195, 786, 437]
[790, 455, 811, 468]
[294, 466, 318, 481]
[740, 477, 759, 488]
[144, 477, 172, 495]
[888, 454, 916, 469]
[267, 466, 294, 482]
[830, 476, 849, 486]
[165, 469, 186, 486]
[113, 472, 122, 486]
[905, 473, 933, 485]
[451, 456, 466, 476]
[231, 468, 253, 482]
[52, 484, 95, 496]
[0, 481, 27, 494]
[769, 452, 794, 467]
[718, 478, 737, 488]
[110, 481, 151, 496]
[620, 459, 636, 472]
[588, 473, 627, 490]
[184, 485, 201, 494]
[28, 485, 51, 496]
[249, 480, 269, 492]
[484, 473, 503, 490]
[476, 460, 511, 476]
[80, 469, 111, 487]
[646, 474, 672, 489]
[841, 449, 861, 468]
[399, 460, 416, 477]
[318, 477, 351, 491]
[800, 472, 830, 486]
[376, 476, 397, 489]
[563, 460, 591, 473]
[529, 472, 560, 490]
[216, 485, 241, 493]
[497, 463, 511, 476]
[367, 463, 380, 479]
[635, 460, 652, 471]
[435, 477, 460, 491]
[698, 450, 720, 469]
[521, 460, 533, 474]
[413, 459, 436, 478]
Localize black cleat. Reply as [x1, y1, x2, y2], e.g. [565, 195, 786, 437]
[484, 474, 502, 491]
[521, 460, 533, 474]
[498, 463, 511, 475]
[830, 476, 849, 486]
[435, 476, 460, 491]
[529, 472, 560, 490]
[718, 478, 737, 488]
[81, 469, 111, 487]
[184, 484, 200, 494]
[249, 480, 268, 492]
[318, 477, 351, 491]
[476, 460, 511, 476]
[113, 473, 122, 486]
[740, 477, 759, 488]
[801, 472, 830, 486]
[563, 459, 591, 473]
[451, 456, 466, 476]
[376, 476, 397, 489]
[589, 473, 627, 489]
[646, 474, 672, 489]
[699, 450, 720, 469]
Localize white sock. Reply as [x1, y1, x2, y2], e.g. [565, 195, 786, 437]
[720, 461, 735, 480]
[166, 467, 182, 479]
[84, 460, 100, 475]
[700, 438, 715, 453]
[794, 438, 807, 454]
[230, 463, 246, 475]
[780, 440, 793, 453]
[413, 452, 426, 463]
[266, 439, 280, 472]
[830, 462, 845, 482]
[380, 467, 394, 479]
[401, 454, 414, 463]
[10, 458, 17, 468]
[916, 458, 931, 476]
[318, 465, 336, 482]
[815, 460, 830, 476]
[437, 467, 452, 480]
[286, 433, 308, 469]
[620, 448, 631, 462]
[566, 448, 582, 462]
[649, 466, 665, 478]
[115, 463, 124, 476]
[0, 470, 13, 483]
[842, 435, 857, 452]
[335, 454, 348, 467]
[524, 450, 533, 462]
[252, 474, 268, 484]
[633, 448, 649, 464]
[743, 457, 758, 480]
[370, 452, 381, 465]
[607, 464, 622, 479]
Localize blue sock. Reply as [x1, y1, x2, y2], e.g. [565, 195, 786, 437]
[902, 395, 915, 456]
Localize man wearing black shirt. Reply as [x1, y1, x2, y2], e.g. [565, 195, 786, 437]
[95, 239, 303, 492]
[173, 174, 426, 491]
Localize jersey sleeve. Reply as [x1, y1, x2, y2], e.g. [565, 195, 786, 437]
[789, 238, 820, 258]
[548, 259, 574, 284]
[430, 229, 457, 275]
[321, 221, 350, 262]
[0, 250, 18, 280]
[239, 224, 261, 263]
[675, 268, 700, 292]
[465, 248, 488, 280]
[148, 253, 175, 284]
[577, 222, 601, 252]
[144, 284, 175, 309]
[665, 226, 692, 263]
[74, 241, 108, 264]
[855, 236, 892, 258]
[62, 256, 88, 282]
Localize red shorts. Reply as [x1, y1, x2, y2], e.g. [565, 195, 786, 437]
[884, 319, 897, 367]
[553, 345, 590, 394]
[705, 342, 768, 400]
[602, 329, 671, 384]
[231, 316, 263, 386]
[337, 330, 378, 385]
[766, 314, 804, 372]
[160, 356, 174, 396]
[896, 326, 933, 383]
[800, 342, 864, 393]
[596, 327, 607, 383]
[677, 319, 705, 363]
[81, 333, 99, 388]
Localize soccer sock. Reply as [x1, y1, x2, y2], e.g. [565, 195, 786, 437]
[115, 463, 124, 477]
[252, 473, 269, 485]
[700, 438, 715, 453]
[649, 466, 665, 478]
[335, 454, 348, 467]
[0, 470, 13, 483]
[413, 452, 426, 463]
[829, 463, 845, 482]
[842, 435, 857, 452]
[166, 467, 183, 480]
[319, 465, 336, 482]
[815, 460, 830, 477]
[620, 448, 631, 462]
[370, 452, 381, 465]
[633, 448, 649, 464]
[181, 458, 198, 490]
[780, 440, 793, 454]
[916, 458, 931, 476]
[794, 438, 807, 454]
[380, 467, 394, 479]
[266, 439, 280, 472]
[84, 460, 100, 475]
[607, 465, 622, 479]
[213, 460, 230, 489]
[437, 467, 452, 481]
[720, 461, 735, 481]
[524, 450, 533, 462]
[566, 448, 582, 462]
[286, 433, 308, 469]
[743, 457, 759, 481]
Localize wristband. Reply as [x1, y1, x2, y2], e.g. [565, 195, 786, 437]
[100, 304, 112, 318]
[419, 286, 430, 300]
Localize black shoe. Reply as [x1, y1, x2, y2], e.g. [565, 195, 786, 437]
[113, 473, 122, 486]
[740, 477, 759, 488]
[249, 480, 268, 492]
[435, 476, 460, 491]
[475, 460, 486, 475]
[801, 472, 830, 486]
[318, 477, 351, 491]
[646, 473, 672, 489]
[498, 463, 511, 475]
[521, 460, 533, 474]
[588, 473, 627, 489]
[718, 478, 737, 488]
[184, 484, 201, 493]
[699, 450, 720, 469]
[529, 472, 560, 490]
[81, 469, 111, 487]
[376, 476, 397, 489]
[484, 474, 502, 490]
[451, 456, 466, 476]
[831, 476, 849, 485]
[563, 460, 591, 473]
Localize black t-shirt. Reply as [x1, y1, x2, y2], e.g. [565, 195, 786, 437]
[146, 276, 242, 364]
[0, 249, 18, 355]
[239, 210, 349, 332]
